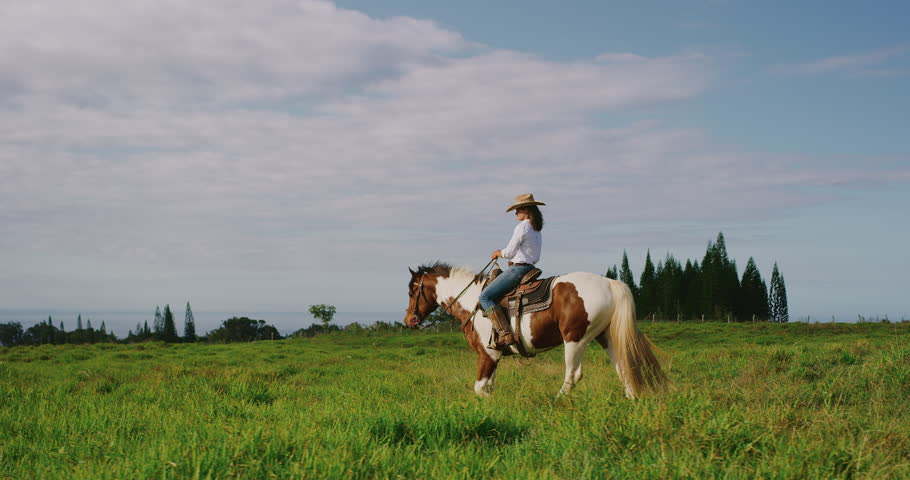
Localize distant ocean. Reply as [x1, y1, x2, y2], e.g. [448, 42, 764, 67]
[0, 309, 404, 337]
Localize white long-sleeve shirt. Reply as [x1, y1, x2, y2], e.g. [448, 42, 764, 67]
[501, 220, 542, 265]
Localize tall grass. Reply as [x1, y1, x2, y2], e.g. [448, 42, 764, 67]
[1, 322, 908, 479]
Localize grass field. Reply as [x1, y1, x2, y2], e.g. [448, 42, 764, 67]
[1, 322, 908, 479]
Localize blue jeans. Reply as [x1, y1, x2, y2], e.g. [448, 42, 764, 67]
[479, 264, 534, 312]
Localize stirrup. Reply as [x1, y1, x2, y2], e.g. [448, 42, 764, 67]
[486, 333, 516, 350]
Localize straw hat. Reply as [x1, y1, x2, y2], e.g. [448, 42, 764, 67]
[505, 193, 546, 212]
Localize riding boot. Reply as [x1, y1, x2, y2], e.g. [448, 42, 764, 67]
[484, 305, 517, 349]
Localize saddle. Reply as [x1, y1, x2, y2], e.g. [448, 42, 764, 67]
[502, 269, 557, 320]
[483, 267, 556, 317]
[481, 267, 557, 357]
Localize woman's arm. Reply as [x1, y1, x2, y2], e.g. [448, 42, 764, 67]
[498, 222, 528, 259]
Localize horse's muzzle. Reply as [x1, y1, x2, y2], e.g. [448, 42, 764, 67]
[405, 315, 420, 328]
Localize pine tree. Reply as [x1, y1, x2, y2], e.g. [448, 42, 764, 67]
[658, 254, 683, 318]
[769, 263, 780, 322]
[682, 259, 700, 319]
[619, 251, 638, 297]
[700, 240, 719, 318]
[740, 257, 756, 318]
[697, 232, 742, 320]
[162, 304, 178, 342]
[100, 321, 106, 334]
[153, 306, 163, 333]
[184, 302, 197, 342]
[740, 257, 767, 320]
[639, 250, 657, 317]
[725, 259, 742, 320]
[715, 232, 729, 265]
[59, 321, 65, 332]
[604, 265, 618, 280]
[654, 258, 665, 315]
[777, 270, 789, 323]
[758, 279, 770, 320]
[77, 314, 83, 330]
[87, 319, 93, 330]
[714, 232, 742, 320]
[769, 262, 789, 323]
[143, 320, 150, 336]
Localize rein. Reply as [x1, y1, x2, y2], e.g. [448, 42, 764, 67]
[418, 258, 498, 329]
[442, 257, 497, 321]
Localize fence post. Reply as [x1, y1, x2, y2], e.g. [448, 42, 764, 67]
[701, 314, 704, 323]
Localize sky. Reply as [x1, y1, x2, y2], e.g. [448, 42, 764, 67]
[1, 0, 908, 327]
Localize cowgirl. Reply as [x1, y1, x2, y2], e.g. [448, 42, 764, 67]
[479, 193, 545, 348]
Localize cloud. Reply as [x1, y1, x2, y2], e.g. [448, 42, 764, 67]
[0, 0, 467, 108]
[770, 45, 909, 76]
[0, 0, 907, 311]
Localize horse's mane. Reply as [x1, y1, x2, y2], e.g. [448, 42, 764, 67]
[416, 261, 482, 283]
[416, 261, 453, 277]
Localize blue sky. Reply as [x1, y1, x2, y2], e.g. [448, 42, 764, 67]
[0, 0, 907, 328]
[336, 0, 910, 155]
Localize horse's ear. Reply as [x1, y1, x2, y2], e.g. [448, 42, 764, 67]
[408, 267, 416, 276]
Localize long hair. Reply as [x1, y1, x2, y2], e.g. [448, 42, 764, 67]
[526, 205, 544, 231]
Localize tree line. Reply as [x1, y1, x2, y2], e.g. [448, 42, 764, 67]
[123, 302, 199, 343]
[604, 232, 789, 322]
[0, 313, 119, 346]
[0, 302, 284, 347]
[0, 303, 402, 347]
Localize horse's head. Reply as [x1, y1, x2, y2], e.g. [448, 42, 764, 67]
[403, 266, 441, 328]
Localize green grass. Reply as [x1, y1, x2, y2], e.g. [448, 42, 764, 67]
[1, 322, 908, 479]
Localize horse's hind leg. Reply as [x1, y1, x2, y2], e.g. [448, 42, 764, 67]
[558, 341, 586, 396]
[595, 331, 634, 399]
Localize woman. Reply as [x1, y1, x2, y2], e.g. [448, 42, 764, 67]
[479, 193, 545, 348]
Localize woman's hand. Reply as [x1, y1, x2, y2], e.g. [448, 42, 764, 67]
[490, 249, 502, 260]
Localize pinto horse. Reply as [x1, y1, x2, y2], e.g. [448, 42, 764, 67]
[404, 262, 667, 398]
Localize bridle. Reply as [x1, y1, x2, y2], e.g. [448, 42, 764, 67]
[408, 258, 499, 328]
[410, 273, 430, 324]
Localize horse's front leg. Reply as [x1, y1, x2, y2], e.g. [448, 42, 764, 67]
[474, 349, 502, 396]
[558, 341, 586, 396]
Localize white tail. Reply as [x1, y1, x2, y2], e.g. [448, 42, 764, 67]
[608, 280, 667, 397]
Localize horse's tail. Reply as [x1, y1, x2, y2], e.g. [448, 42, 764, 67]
[608, 279, 667, 397]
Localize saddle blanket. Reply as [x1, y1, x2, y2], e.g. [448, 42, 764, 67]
[507, 276, 557, 320]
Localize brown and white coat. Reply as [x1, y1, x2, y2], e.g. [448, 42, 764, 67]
[405, 262, 667, 398]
